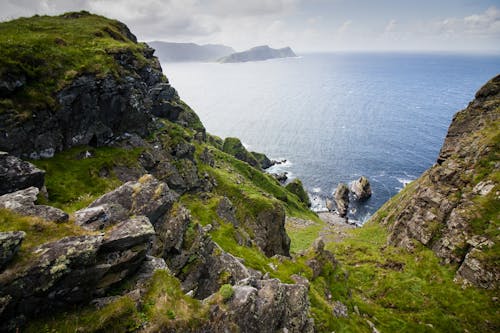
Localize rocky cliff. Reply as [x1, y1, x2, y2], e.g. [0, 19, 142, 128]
[372, 75, 500, 289]
[0, 12, 324, 332]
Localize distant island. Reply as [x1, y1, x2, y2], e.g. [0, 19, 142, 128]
[148, 41, 234, 62]
[218, 45, 297, 63]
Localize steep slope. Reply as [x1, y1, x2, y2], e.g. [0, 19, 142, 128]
[372, 75, 500, 289]
[0, 12, 327, 332]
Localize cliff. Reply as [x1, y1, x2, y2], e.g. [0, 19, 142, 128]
[0, 12, 322, 332]
[218, 45, 296, 63]
[372, 75, 500, 289]
[148, 41, 235, 62]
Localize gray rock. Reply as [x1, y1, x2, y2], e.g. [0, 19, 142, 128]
[0, 231, 25, 270]
[332, 300, 349, 318]
[334, 183, 350, 217]
[216, 197, 238, 226]
[0, 152, 45, 195]
[326, 198, 335, 212]
[351, 176, 372, 200]
[0, 187, 68, 222]
[101, 216, 155, 251]
[206, 278, 313, 333]
[455, 248, 499, 289]
[74, 203, 129, 230]
[89, 175, 178, 225]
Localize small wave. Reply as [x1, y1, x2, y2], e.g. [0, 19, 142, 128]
[312, 187, 321, 193]
[310, 194, 328, 213]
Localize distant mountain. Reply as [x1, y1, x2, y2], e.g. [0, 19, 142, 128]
[148, 41, 235, 62]
[218, 45, 296, 63]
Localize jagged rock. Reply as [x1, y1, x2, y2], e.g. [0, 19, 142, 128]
[0, 231, 25, 270]
[334, 183, 350, 217]
[222, 137, 259, 168]
[307, 238, 337, 279]
[253, 203, 290, 257]
[216, 196, 238, 226]
[0, 215, 155, 327]
[251, 151, 274, 169]
[89, 175, 178, 225]
[206, 277, 313, 333]
[0, 187, 68, 222]
[74, 203, 129, 230]
[0, 152, 45, 195]
[151, 204, 190, 258]
[377, 75, 500, 289]
[455, 248, 499, 289]
[326, 198, 335, 212]
[351, 176, 372, 200]
[272, 172, 288, 183]
[200, 147, 215, 167]
[286, 178, 311, 207]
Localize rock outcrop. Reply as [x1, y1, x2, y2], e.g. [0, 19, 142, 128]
[0, 14, 204, 159]
[375, 75, 500, 289]
[334, 183, 350, 217]
[206, 277, 313, 333]
[0, 215, 155, 329]
[222, 137, 259, 168]
[286, 178, 312, 207]
[0, 152, 45, 195]
[351, 176, 372, 200]
[0, 187, 68, 222]
[0, 231, 25, 270]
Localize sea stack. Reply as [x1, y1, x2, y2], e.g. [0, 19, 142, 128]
[351, 176, 372, 200]
[334, 183, 350, 217]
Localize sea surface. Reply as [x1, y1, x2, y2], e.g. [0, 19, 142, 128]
[162, 53, 500, 222]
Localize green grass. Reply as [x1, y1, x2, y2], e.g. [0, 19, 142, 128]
[25, 270, 207, 332]
[0, 209, 89, 268]
[0, 11, 148, 121]
[325, 223, 500, 333]
[31, 145, 143, 212]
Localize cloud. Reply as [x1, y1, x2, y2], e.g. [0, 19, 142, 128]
[337, 20, 352, 35]
[384, 19, 397, 33]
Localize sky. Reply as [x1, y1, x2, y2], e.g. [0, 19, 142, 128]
[1, 0, 499, 53]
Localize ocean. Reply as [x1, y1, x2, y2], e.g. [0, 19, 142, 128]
[162, 53, 500, 222]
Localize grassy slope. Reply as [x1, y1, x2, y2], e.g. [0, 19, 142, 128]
[0, 11, 147, 121]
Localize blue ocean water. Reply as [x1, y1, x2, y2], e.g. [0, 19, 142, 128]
[162, 53, 500, 222]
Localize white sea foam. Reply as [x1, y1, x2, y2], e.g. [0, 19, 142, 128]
[312, 187, 321, 193]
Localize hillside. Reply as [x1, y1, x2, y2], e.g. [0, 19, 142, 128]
[0, 12, 498, 333]
[218, 45, 296, 63]
[148, 41, 235, 62]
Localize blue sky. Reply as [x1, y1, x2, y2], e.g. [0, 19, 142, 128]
[1, 0, 499, 53]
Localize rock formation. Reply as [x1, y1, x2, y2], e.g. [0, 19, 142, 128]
[374, 75, 500, 289]
[351, 176, 372, 200]
[0, 152, 45, 195]
[334, 183, 350, 217]
[286, 178, 312, 207]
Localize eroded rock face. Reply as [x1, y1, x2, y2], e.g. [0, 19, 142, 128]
[0, 152, 45, 195]
[0, 216, 155, 329]
[0, 43, 204, 159]
[88, 175, 178, 225]
[351, 176, 372, 200]
[0, 187, 68, 222]
[0, 231, 25, 271]
[207, 277, 314, 333]
[378, 75, 500, 289]
[334, 183, 350, 217]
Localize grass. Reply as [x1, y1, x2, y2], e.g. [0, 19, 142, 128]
[0, 11, 148, 121]
[25, 270, 207, 333]
[324, 223, 500, 333]
[31, 145, 143, 212]
[0, 209, 89, 268]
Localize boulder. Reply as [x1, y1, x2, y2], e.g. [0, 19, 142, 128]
[0, 187, 68, 222]
[0, 215, 155, 328]
[88, 175, 178, 225]
[272, 172, 288, 183]
[0, 152, 45, 195]
[455, 248, 499, 289]
[206, 277, 313, 333]
[0, 231, 25, 270]
[334, 183, 350, 217]
[74, 203, 129, 230]
[351, 176, 372, 200]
